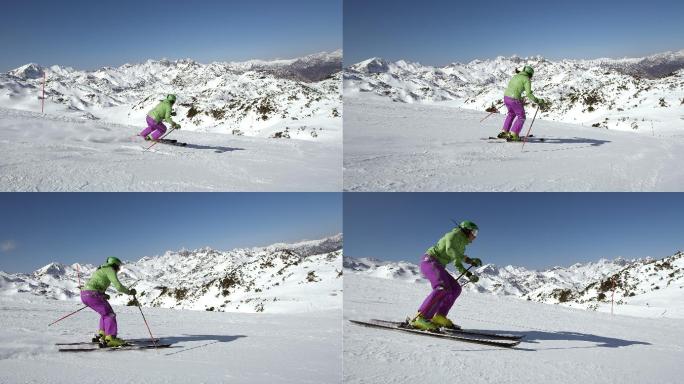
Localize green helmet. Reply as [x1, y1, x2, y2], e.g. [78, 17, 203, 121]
[459, 220, 479, 232]
[522, 65, 534, 77]
[166, 94, 177, 103]
[105, 257, 122, 267]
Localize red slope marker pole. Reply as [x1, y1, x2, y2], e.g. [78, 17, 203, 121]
[41, 72, 46, 113]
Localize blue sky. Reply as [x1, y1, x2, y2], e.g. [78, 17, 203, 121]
[344, 193, 684, 270]
[0, 193, 342, 273]
[344, 0, 684, 66]
[0, 0, 341, 72]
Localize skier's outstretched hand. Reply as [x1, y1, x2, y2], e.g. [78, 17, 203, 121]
[468, 274, 479, 283]
[103, 293, 111, 300]
[464, 256, 482, 267]
[129, 288, 137, 296]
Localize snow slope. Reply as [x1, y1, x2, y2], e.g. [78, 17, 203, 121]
[0, 293, 341, 384]
[345, 50, 684, 132]
[344, 274, 683, 384]
[343, 95, 684, 192]
[344, 250, 684, 319]
[0, 235, 343, 314]
[0, 107, 341, 191]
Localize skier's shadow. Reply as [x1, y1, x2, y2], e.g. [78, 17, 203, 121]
[528, 137, 610, 147]
[183, 144, 245, 154]
[469, 329, 650, 351]
[158, 334, 247, 356]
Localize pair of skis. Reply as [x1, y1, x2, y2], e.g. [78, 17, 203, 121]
[349, 319, 523, 348]
[57, 339, 172, 352]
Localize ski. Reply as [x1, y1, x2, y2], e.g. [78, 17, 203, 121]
[368, 319, 522, 340]
[349, 319, 520, 348]
[371, 319, 524, 340]
[56, 338, 160, 346]
[155, 138, 187, 147]
[58, 343, 171, 352]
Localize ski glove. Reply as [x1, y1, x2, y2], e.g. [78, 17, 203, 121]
[465, 257, 482, 267]
[172, 123, 181, 130]
[129, 288, 137, 296]
[536, 98, 546, 107]
[103, 293, 111, 300]
[468, 274, 479, 283]
[171, 111, 177, 116]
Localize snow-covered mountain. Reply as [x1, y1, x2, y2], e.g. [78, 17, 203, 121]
[0, 234, 343, 313]
[344, 50, 684, 132]
[344, 250, 684, 317]
[0, 50, 342, 141]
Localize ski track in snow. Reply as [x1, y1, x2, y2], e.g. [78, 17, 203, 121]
[0, 108, 341, 191]
[0, 294, 341, 384]
[343, 96, 684, 192]
[344, 274, 684, 384]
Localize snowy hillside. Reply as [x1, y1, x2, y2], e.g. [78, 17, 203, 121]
[344, 250, 684, 319]
[343, 96, 684, 192]
[0, 107, 341, 191]
[1, 50, 342, 141]
[0, 235, 343, 314]
[344, 274, 683, 384]
[345, 50, 684, 132]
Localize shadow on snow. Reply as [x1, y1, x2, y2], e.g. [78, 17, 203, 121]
[157, 334, 247, 356]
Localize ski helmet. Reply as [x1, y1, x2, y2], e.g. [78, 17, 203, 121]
[166, 94, 177, 103]
[522, 65, 534, 77]
[105, 257, 122, 267]
[459, 221, 479, 237]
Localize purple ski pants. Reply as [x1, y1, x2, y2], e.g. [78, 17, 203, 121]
[139, 115, 167, 140]
[80, 290, 117, 336]
[417, 255, 462, 319]
[501, 96, 526, 135]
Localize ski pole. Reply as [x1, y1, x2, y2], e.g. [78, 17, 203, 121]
[143, 127, 177, 152]
[134, 296, 159, 349]
[48, 305, 87, 327]
[454, 264, 474, 282]
[521, 106, 539, 152]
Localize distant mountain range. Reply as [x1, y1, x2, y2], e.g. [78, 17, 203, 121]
[0, 234, 343, 313]
[0, 50, 342, 140]
[344, 250, 684, 313]
[345, 50, 684, 132]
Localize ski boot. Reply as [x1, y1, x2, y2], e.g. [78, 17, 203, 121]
[144, 134, 155, 141]
[102, 335, 127, 348]
[409, 313, 438, 331]
[497, 131, 510, 139]
[506, 132, 522, 142]
[431, 314, 462, 330]
[91, 330, 105, 343]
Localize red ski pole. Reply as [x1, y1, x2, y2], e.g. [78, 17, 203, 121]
[134, 296, 158, 349]
[521, 106, 539, 152]
[143, 127, 177, 152]
[48, 305, 87, 327]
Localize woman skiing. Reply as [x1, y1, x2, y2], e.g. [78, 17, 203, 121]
[81, 257, 137, 347]
[410, 221, 482, 331]
[497, 65, 545, 142]
[139, 94, 181, 141]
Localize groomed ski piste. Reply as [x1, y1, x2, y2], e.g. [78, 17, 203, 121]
[344, 95, 684, 192]
[344, 273, 684, 384]
[0, 293, 341, 383]
[0, 107, 341, 191]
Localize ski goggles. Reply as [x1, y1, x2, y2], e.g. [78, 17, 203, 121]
[468, 229, 478, 238]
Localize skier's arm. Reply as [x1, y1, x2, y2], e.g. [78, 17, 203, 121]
[524, 78, 539, 103]
[162, 104, 177, 126]
[444, 233, 467, 273]
[104, 268, 131, 295]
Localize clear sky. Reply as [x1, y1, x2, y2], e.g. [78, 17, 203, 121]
[344, 0, 684, 66]
[0, 193, 342, 273]
[344, 193, 684, 270]
[0, 0, 341, 72]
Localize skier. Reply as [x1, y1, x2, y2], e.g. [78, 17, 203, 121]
[410, 221, 482, 331]
[497, 65, 545, 142]
[81, 257, 137, 347]
[139, 94, 181, 141]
